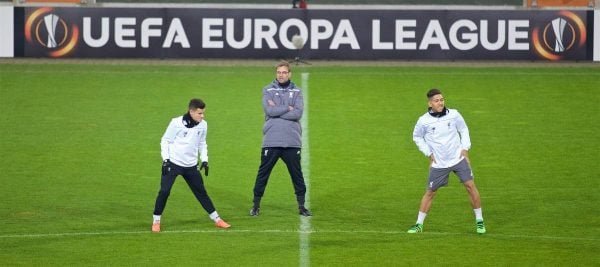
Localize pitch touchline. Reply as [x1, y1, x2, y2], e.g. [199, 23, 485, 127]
[299, 72, 311, 267]
[1, 229, 596, 242]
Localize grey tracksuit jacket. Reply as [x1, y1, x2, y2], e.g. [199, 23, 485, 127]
[261, 79, 304, 148]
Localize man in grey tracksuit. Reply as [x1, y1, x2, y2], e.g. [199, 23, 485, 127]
[250, 61, 312, 217]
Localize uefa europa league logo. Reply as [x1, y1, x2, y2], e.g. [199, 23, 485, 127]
[25, 7, 80, 57]
[551, 18, 566, 53]
[43, 14, 60, 48]
[532, 11, 586, 60]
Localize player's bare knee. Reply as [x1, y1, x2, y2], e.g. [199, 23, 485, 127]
[464, 181, 477, 192]
[424, 190, 436, 198]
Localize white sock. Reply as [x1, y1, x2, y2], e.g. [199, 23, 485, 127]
[209, 211, 221, 222]
[473, 208, 483, 221]
[153, 215, 161, 223]
[416, 211, 427, 225]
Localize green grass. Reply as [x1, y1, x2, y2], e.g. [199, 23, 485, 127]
[0, 61, 599, 266]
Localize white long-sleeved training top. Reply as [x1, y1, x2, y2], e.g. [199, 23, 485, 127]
[160, 116, 208, 167]
[412, 108, 471, 169]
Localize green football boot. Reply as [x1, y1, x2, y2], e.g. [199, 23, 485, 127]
[407, 224, 423, 233]
[476, 220, 486, 234]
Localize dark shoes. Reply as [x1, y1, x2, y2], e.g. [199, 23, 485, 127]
[299, 207, 312, 217]
[249, 206, 312, 216]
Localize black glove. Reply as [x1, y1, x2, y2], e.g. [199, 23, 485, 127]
[199, 161, 209, 176]
[162, 159, 172, 176]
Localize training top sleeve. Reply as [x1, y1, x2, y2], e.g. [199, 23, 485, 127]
[199, 122, 208, 162]
[455, 112, 471, 151]
[413, 117, 432, 157]
[263, 88, 289, 117]
[280, 89, 304, 121]
[160, 119, 178, 161]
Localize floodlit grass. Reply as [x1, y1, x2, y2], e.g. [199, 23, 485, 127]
[0, 61, 598, 266]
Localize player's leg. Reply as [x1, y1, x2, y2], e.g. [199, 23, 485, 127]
[181, 167, 216, 213]
[419, 189, 437, 214]
[463, 180, 481, 209]
[455, 159, 485, 234]
[250, 147, 282, 216]
[407, 190, 435, 233]
[281, 147, 310, 216]
[152, 166, 180, 232]
[181, 167, 230, 228]
[408, 167, 449, 233]
[464, 180, 485, 234]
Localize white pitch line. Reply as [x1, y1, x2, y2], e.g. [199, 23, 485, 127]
[1, 229, 597, 242]
[299, 72, 311, 267]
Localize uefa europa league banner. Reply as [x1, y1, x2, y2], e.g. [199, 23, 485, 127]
[16, 7, 593, 60]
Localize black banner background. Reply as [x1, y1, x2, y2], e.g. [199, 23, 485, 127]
[18, 7, 592, 60]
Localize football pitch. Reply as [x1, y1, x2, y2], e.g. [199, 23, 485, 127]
[0, 60, 598, 266]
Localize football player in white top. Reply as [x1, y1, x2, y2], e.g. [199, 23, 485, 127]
[407, 89, 485, 234]
[151, 99, 230, 232]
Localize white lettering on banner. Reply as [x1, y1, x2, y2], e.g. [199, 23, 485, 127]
[78, 15, 531, 52]
[200, 18, 359, 50]
[396, 20, 417, 50]
[115, 17, 136, 48]
[309, 19, 359, 49]
[372, 20, 392, 49]
[311, 19, 334, 49]
[83, 17, 109, 48]
[280, 18, 308, 50]
[141, 18, 162, 48]
[254, 19, 278, 49]
[163, 18, 190, 48]
[480, 20, 505, 51]
[449, 19, 478, 50]
[203, 18, 223, 48]
[508, 20, 529, 50]
[330, 20, 360, 49]
[83, 17, 190, 48]
[372, 19, 418, 50]
[420, 20, 449, 50]
[372, 19, 529, 51]
[226, 18, 252, 49]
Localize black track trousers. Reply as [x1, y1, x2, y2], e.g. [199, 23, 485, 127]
[253, 147, 306, 200]
[153, 164, 216, 216]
